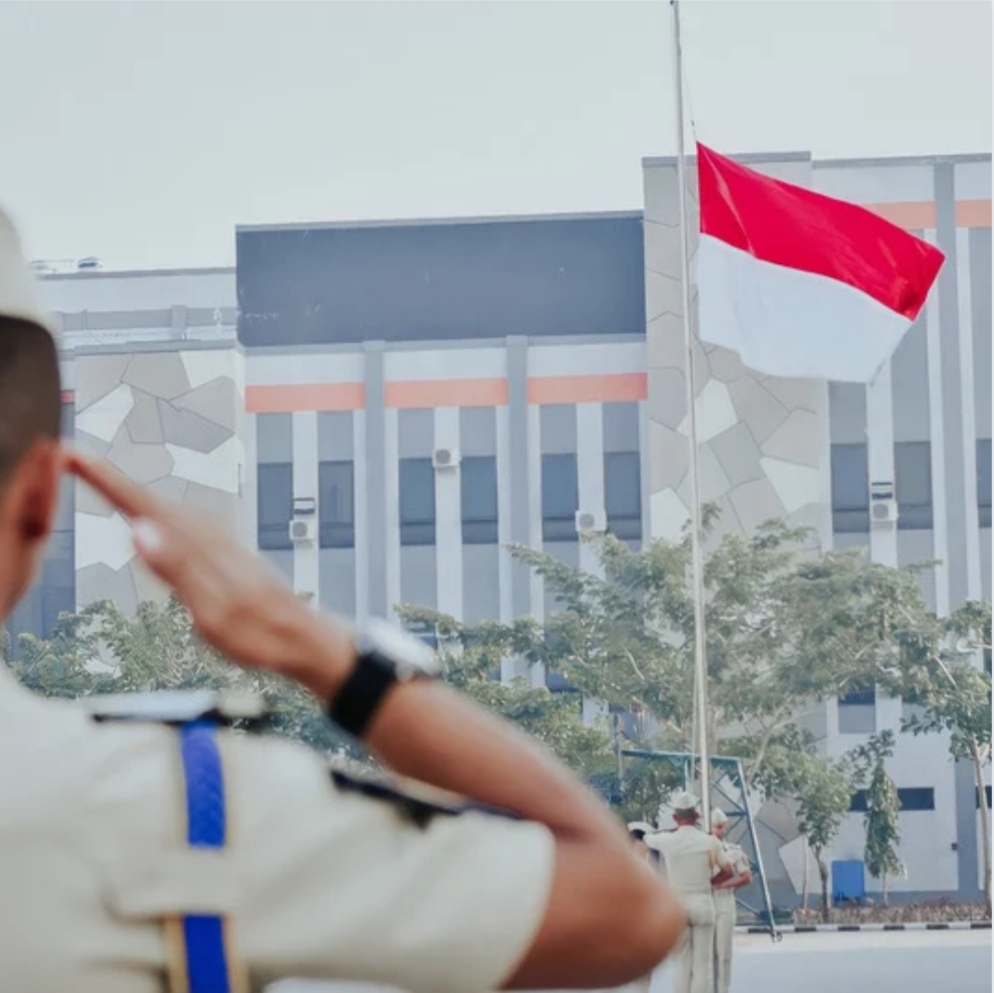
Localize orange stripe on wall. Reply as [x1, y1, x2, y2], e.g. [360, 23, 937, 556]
[865, 201, 936, 230]
[956, 199, 992, 228]
[246, 383, 365, 413]
[385, 378, 509, 409]
[60, 390, 74, 404]
[865, 199, 991, 231]
[528, 373, 647, 405]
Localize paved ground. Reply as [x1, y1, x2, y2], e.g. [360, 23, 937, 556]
[270, 930, 991, 993]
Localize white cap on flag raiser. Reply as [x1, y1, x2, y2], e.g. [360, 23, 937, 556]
[693, 144, 945, 384]
[0, 208, 53, 335]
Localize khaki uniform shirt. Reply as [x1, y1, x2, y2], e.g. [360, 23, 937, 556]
[643, 826, 730, 895]
[713, 841, 750, 910]
[0, 669, 554, 993]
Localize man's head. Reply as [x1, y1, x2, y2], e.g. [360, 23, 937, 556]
[670, 790, 701, 827]
[0, 210, 62, 620]
[711, 808, 729, 839]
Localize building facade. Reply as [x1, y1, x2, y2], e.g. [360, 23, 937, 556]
[7, 151, 990, 905]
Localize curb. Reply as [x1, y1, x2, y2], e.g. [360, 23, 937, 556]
[738, 921, 992, 934]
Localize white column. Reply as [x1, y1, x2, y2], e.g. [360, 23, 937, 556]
[384, 407, 401, 623]
[576, 402, 606, 576]
[925, 230, 951, 618]
[495, 403, 518, 683]
[434, 407, 464, 621]
[527, 402, 545, 687]
[353, 409, 369, 623]
[291, 412, 319, 602]
[576, 402, 609, 726]
[956, 227, 982, 604]
[866, 363, 898, 568]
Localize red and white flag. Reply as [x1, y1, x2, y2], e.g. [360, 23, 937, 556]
[695, 143, 945, 383]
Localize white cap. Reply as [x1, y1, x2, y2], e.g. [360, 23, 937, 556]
[0, 208, 54, 336]
[711, 808, 729, 828]
[669, 790, 699, 812]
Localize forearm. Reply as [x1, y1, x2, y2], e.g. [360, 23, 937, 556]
[292, 616, 626, 846]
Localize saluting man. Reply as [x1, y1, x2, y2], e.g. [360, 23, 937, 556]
[0, 207, 687, 993]
[711, 808, 753, 993]
[632, 792, 732, 993]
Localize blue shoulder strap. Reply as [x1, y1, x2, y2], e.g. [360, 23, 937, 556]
[169, 718, 245, 993]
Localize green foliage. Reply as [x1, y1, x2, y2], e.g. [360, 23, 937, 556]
[7, 598, 358, 758]
[402, 518, 947, 804]
[863, 761, 902, 895]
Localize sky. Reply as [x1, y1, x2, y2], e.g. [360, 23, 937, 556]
[0, 0, 990, 270]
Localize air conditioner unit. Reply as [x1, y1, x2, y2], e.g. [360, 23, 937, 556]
[288, 518, 317, 544]
[432, 448, 461, 470]
[870, 499, 898, 527]
[575, 509, 607, 534]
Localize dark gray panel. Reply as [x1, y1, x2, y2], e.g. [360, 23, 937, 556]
[399, 546, 437, 612]
[540, 404, 577, 454]
[891, 317, 931, 443]
[463, 545, 500, 623]
[955, 757, 981, 898]
[507, 338, 532, 619]
[398, 409, 434, 458]
[319, 548, 356, 617]
[256, 412, 293, 463]
[934, 164, 969, 608]
[603, 402, 640, 452]
[317, 411, 354, 460]
[364, 346, 387, 618]
[971, 228, 992, 438]
[237, 215, 646, 346]
[460, 406, 496, 457]
[829, 383, 867, 445]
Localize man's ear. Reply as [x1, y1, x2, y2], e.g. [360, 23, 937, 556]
[7, 439, 62, 543]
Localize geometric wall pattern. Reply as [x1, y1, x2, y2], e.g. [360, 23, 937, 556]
[74, 346, 244, 612]
[642, 154, 832, 900]
[643, 155, 831, 552]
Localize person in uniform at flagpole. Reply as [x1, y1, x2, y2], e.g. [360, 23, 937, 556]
[710, 808, 752, 993]
[0, 206, 687, 992]
[630, 793, 732, 993]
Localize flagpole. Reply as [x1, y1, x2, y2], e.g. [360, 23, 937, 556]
[670, 0, 711, 830]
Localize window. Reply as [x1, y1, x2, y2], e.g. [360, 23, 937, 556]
[542, 453, 578, 541]
[605, 452, 642, 541]
[978, 439, 991, 528]
[400, 458, 435, 545]
[258, 462, 293, 550]
[897, 787, 935, 811]
[839, 686, 875, 707]
[319, 461, 354, 548]
[894, 442, 933, 530]
[978, 786, 992, 809]
[851, 787, 936, 812]
[462, 456, 498, 544]
[831, 444, 869, 533]
[838, 684, 875, 734]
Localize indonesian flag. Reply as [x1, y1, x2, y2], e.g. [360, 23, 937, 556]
[695, 143, 945, 383]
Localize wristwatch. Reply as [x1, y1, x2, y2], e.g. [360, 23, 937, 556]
[327, 619, 442, 739]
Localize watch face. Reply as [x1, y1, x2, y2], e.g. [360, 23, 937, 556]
[360, 619, 443, 676]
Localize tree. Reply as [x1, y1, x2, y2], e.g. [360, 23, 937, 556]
[850, 731, 902, 904]
[792, 753, 855, 922]
[7, 598, 359, 759]
[894, 600, 992, 912]
[402, 515, 940, 803]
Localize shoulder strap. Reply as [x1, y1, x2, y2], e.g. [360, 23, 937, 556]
[165, 719, 248, 993]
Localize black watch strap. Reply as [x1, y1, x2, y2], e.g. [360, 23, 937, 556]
[327, 650, 400, 739]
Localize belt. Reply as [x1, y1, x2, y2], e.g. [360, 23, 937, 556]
[165, 719, 248, 993]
